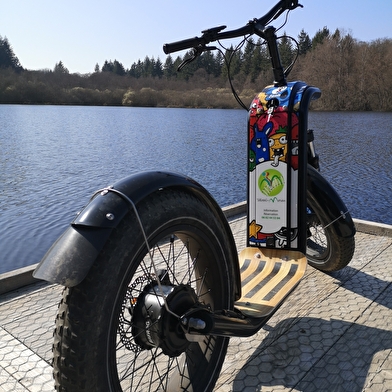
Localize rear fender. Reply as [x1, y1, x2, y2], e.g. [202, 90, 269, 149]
[33, 171, 241, 298]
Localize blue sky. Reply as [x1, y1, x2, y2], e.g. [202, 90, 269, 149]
[1, 0, 391, 74]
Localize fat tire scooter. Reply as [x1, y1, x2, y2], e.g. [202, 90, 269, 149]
[34, 1, 355, 390]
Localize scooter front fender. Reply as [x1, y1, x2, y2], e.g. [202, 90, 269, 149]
[33, 171, 241, 295]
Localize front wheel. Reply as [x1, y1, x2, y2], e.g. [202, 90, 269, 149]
[53, 189, 236, 392]
[306, 190, 355, 272]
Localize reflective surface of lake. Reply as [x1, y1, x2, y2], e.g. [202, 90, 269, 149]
[1, 105, 391, 273]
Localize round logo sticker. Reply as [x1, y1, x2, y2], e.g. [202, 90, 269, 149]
[258, 169, 284, 196]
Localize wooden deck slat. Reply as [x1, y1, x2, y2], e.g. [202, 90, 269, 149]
[235, 247, 307, 317]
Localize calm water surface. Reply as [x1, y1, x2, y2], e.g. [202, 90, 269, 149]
[1, 105, 391, 273]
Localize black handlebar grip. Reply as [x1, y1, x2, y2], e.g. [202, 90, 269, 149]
[163, 37, 203, 54]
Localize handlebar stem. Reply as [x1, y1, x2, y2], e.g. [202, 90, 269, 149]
[260, 26, 287, 87]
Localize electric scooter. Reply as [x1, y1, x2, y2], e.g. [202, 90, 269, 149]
[34, 1, 355, 390]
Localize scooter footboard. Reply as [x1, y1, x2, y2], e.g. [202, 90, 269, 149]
[235, 247, 307, 317]
[185, 247, 307, 338]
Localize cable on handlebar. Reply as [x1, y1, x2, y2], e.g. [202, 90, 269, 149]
[279, 35, 299, 79]
[221, 39, 249, 111]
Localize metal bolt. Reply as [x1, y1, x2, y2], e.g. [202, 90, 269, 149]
[106, 213, 115, 221]
[189, 318, 206, 330]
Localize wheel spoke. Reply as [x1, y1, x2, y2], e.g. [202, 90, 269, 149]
[307, 209, 328, 260]
[116, 234, 215, 390]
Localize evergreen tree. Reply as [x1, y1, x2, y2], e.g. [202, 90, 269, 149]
[113, 59, 125, 76]
[129, 60, 143, 78]
[249, 39, 266, 81]
[154, 57, 163, 78]
[221, 45, 242, 79]
[241, 38, 255, 77]
[278, 34, 294, 69]
[163, 55, 175, 79]
[0, 36, 22, 70]
[142, 56, 153, 77]
[200, 51, 216, 75]
[102, 60, 114, 72]
[128, 62, 137, 77]
[230, 47, 242, 77]
[54, 61, 69, 74]
[312, 26, 330, 50]
[332, 28, 341, 41]
[172, 56, 183, 76]
[259, 41, 271, 72]
[94, 63, 100, 73]
[298, 29, 312, 55]
[213, 51, 224, 77]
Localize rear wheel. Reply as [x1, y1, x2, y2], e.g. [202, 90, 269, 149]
[53, 189, 236, 391]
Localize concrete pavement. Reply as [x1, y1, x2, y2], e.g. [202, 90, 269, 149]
[1, 204, 391, 391]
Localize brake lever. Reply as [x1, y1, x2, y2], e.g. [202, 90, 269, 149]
[177, 53, 196, 72]
[273, 1, 303, 20]
[177, 46, 217, 72]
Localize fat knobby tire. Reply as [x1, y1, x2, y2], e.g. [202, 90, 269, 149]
[53, 189, 237, 392]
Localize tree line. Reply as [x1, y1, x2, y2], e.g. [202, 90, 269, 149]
[0, 28, 391, 111]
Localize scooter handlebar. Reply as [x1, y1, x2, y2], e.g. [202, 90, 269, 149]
[163, 0, 302, 54]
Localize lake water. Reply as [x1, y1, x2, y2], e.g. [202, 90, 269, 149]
[1, 105, 391, 274]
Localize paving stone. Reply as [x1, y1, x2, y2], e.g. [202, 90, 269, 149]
[0, 214, 391, 392]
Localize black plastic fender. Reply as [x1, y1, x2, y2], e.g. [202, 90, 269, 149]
[33, 170, 241, 298]
[307, 165, 356, 238]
